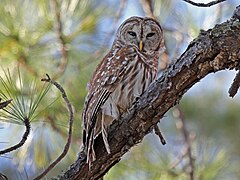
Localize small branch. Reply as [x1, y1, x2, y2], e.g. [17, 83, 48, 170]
[153, 124, 166, 145]
[0, 118, 30, 155]
[182, 0, 226, 7]
[228, 71, 240, 98]
[169, 132, 195, 169]
[140, 0, 155, 18]
[172, 105, 194, 180]
[51, 0, 68, 79]
[0, 99, 12, 110]
[34, 74, 74, 180]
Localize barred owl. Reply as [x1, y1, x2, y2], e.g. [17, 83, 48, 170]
[82, 16, 165, 164]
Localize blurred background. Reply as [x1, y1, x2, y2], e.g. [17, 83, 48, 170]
[0, 0, 239, 179]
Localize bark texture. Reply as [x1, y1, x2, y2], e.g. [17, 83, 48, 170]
[57, 6, 240, 180]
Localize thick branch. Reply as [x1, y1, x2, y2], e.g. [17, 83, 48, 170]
[57, 7, 240, 180]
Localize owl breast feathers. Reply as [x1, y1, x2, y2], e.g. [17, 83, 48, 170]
[82, 16, 165, 164]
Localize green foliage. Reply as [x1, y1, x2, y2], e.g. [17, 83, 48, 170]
[0, 69, 51, 124]
[0, 0, 109, 178]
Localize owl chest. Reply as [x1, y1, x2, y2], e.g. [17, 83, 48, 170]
[101, 60, 156, 119]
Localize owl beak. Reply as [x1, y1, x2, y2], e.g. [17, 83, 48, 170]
[139, 40, 143, 51]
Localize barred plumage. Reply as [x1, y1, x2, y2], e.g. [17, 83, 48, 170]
[82, 16, 165, 164]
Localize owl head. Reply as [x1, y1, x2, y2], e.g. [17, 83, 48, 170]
[114, 16, 165, 55]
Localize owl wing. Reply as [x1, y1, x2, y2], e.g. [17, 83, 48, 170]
[82, 45, 136, 162]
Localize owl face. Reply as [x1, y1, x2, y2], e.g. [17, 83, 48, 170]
[115, 16, 164, 54]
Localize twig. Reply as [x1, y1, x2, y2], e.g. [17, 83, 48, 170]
[182, 0, 226, 7]
[153, 124, 166, 145]
[228, 71, 240, 98]
[34, 74, 73, 180]
[172, 105, 195, 180]
[0, 118, 30, 155]
[140, 0, 155, 18]
[169, 132, 195, 169]
[0, 99, 12, 110]
[51, 0, 68, 79]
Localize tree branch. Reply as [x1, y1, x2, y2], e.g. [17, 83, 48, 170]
[140, 0, 155, 19]
[153, 124, 166, 145]
[0, 118, 30, 155]
[228, 71, 240, 97]
[172, 105, 195, 180]
[0, 99, 12, 110]
[169, 132, 195, 169]
[182, 0, 226, 7]
[56, 6, 240, 180]
[51, 0, 68, 79]
[34, 74, 74, 179]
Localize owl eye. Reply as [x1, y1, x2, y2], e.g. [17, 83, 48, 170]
[146, 32, 155, 38]
[128, 31, 137, 37]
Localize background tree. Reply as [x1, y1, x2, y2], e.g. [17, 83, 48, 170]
[0, 0, 240, 179]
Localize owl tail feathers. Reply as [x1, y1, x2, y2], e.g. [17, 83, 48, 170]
[85, 131, 110, 168]
[102, 113, 111, 154]
[86, 132, 96, 169]
[85, 115, 112, 168]
[102, 125, 111, 154]
[85, 135, 110, 170]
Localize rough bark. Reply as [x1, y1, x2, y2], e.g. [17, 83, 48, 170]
[56, 6, 240, 180]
